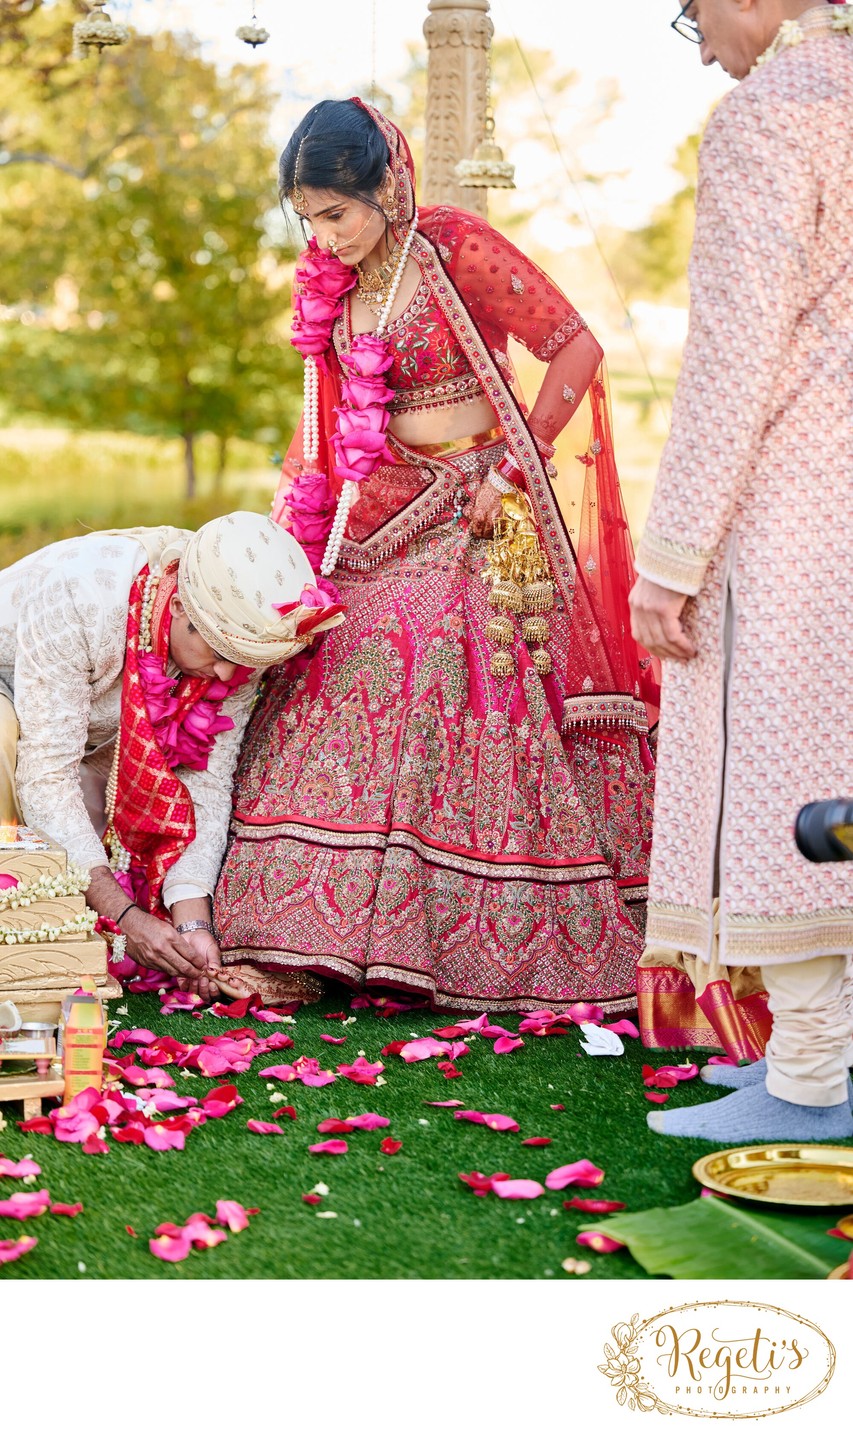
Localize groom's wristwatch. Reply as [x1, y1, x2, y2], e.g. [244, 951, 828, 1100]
[176, 920, 215, 937]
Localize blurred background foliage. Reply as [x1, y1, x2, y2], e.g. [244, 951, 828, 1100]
[0, 0, 699, 566]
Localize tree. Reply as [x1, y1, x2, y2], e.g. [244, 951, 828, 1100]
[611, 132, 701, 303]
[0, 7, 302, 496]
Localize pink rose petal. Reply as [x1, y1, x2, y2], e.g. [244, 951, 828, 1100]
[247, 1119, 285, 1136]
[491, 1179, 545, 1201]
[424, 1100, 464, 1107]
[0, 1155, 41, 1179]
[602, 1019, 640, 1038]
[319, 1034, 347, 1045]
[109, 1028, 157, 1050]
[0, 1188, 51, 1219]
[454, 1110, 520, 1132]
[143, 1123, 188, 1151]
[344, 1113, 389, 1131]
[395, 1037, 439, 1064]
[707, 1055, 737, 1067]
[316, 1118, 354, 1134]
[215, 1200, 250, 1233]
[576, 1231, 626, 1254]
[82, 1133, 110, 1156]
[566, 1003, 605, 1025]
[272, 1106, 298, 1120]
[563, 1198, 626, 1214]
[336, 1056, 384, 1085]
[149, 1231, 193, 1262]
[309, 1139, 348, 1155]
[459, 1171, 511, 1196]
[493, 1036, 524, 1055]
[49, 1202, 84, 1218]
[0, 1235, 38, 1264]
[258, 1064, 297, 1082]
[545, 1160, 605, 1191]
[521, 1137, 552, 1147]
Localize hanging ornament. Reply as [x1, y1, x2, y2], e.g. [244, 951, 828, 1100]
[237, 7, 270, 49]
[481, 489, 556, 682]
[72, 2, 130, 60]
[455, 54, 515, 193]
[455, 111, 516, 191]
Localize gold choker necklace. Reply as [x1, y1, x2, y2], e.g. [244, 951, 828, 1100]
[356, 243, 404, 317]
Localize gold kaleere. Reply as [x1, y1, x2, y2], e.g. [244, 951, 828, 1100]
[481, 488, 556, 680]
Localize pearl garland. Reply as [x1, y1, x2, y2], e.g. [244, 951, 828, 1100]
[104, 745, 131, 876]
[319, 211, 420, 578]
[0, 863, 91, 912]
[303, 356, 320, 464]
[139, 570, 160, 654]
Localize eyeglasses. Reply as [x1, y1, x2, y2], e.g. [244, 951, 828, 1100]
[671, 4, 703, 43]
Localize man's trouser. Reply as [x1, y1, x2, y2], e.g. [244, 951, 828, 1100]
[763, 955, 853, 1107]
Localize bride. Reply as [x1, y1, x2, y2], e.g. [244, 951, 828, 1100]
[213, 98, 659, 1013]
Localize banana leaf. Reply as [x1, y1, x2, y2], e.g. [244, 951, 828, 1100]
[596, 1196, 852, 1279]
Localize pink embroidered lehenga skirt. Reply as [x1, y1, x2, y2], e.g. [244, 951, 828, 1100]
[214, 440, 655, 1013]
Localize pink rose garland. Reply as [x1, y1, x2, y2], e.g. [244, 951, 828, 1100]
[286, 240, 397, 556]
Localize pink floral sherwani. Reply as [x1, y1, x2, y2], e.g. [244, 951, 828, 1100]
[635, 22, 853, 1008]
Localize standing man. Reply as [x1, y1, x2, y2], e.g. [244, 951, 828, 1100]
[630, 1, 853, 1140]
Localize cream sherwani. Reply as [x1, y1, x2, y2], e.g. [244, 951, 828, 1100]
[635, 14, 853, 1102]
[0, 531, 257, 904]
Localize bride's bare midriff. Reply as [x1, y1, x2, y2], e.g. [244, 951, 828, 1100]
[348, 256, 500, 451]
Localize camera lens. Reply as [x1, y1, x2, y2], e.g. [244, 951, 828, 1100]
[795, 800, 853, 863]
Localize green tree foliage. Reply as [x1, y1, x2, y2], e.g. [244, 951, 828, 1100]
[0, 2, 300, 496]
[612, 132, 701, 303]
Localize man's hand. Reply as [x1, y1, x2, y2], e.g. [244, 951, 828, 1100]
[179, 928, 224, 1006]
[629, 575, 697, 662]
[122, 908, 218, 999]
[467, 483, 504, 538]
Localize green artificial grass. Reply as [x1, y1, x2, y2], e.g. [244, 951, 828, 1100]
[2, 991, 849, 1281]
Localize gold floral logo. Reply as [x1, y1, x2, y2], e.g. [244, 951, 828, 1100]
[599, 1301, 835, 1419]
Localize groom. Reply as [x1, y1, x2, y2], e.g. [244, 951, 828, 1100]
[0, 512, 343, 1001]
[629, 1, 853, 1140]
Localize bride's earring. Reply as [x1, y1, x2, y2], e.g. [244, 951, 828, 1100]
[382, 173, 400, 223]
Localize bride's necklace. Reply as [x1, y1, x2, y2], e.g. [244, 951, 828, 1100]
[356, 241, 404, 316]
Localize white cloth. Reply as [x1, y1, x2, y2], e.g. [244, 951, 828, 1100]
[0, 531, 258, 899]
[764, 954, 852, 1106]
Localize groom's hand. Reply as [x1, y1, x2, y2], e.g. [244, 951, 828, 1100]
[121, 908, 210, 991]
[629, 575, 696, 662]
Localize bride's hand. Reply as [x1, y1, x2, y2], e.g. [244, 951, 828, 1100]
[467, 484, 503, 538]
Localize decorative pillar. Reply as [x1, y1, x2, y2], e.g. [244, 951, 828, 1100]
[422, 0, 493, 217]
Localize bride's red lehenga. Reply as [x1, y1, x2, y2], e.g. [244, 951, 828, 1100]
[213, 105, 660, 1013]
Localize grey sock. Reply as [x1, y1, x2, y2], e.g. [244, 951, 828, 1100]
[647, 1084, 853, 1142]
[700, 1057, 853, 1103]
[700, 1057, 767, 1088]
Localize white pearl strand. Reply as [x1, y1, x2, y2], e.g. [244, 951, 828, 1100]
[319, 211, 419, 578]
[303, 356, 320, 464]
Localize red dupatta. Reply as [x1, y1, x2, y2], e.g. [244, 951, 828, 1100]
[274, 101, 659, 738]
[105, 565, 249, 917]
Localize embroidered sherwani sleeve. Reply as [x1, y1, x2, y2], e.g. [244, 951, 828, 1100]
[635, 91, 817, 595]
[162, 679, 260, 903]
[13, 570, 125, 873]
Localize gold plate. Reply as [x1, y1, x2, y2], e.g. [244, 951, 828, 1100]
[693, 1144, 853, 1208]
